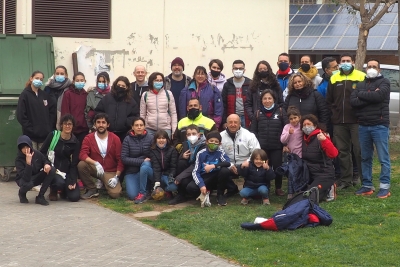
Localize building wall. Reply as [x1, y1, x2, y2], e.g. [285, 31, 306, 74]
[16, 0, 289, 86]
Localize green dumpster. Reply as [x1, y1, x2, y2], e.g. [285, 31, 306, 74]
[0, 34, 55, 181]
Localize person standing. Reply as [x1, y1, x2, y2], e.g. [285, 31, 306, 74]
[276, 52, 294, 101]
[297, 55, 322, 89]
[131, 65, 149, 108]
[350, 59, 391, 198]
[317, 57, 339, 98]
[207, 59, 226, 92]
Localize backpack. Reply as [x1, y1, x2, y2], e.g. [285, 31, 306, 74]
[144, 89, 171, 116]
[282, 186, 319, 210]
[47, 130, 61, 165]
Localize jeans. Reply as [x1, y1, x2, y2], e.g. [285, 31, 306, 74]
[240, 185, 269, 199]
[125, 161, 153, 200]
[358, 125, 391, 189]
[240, 115, 246, 128]
[161, 175, 178, 192]
[146, 128, 172, 138]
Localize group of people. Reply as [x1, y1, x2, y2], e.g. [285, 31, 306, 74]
[15, 52, 392, 206]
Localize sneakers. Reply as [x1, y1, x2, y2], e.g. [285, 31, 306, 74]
[355, 186, 374, 196]
[217, 195, 227, 206]
[275, 189, 285, 196]
[376, 188, 391, 199]
[35, 195, 49, 206]
[241, 198, 249, 205]
[262, 198, 270, 205]
[326, 184, 336, 202]
[224, 187, 239, 198]
[48, 188, 58, 201]
[134, 193, 147, 204]
[81, 189, 99, 199]
[18, 191, 29, 203]
[168, 194, 187, 205]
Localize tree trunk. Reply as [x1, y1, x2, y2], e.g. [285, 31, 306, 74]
[355, 27, 368, 70]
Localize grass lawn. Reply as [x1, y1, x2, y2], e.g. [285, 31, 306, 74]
[99, 141, 400, 267]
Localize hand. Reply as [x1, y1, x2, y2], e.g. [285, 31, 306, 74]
[68, 183, 76, 190]
[263, 160, 269, 170]
[144, 158, 151, 162]
[94, 161, 104, 178]
[203, 163, 215, 173]
[168, 174, 175, 183]
[317, 130, 326, 141]
[375, 88, 380, 91]
[283, 146, 290, 153]
[241, 161, 249, 168]
[25, 148, 34, 165]
[44, 164, 51, 174]
[200, 186, 207, 195]
[154, 181, 161, 190]
[107, 175, 119, 188]
[289, 127, 294, 134]
[183, 150, 191, 159]
[230, 165, 238, 174]
[174, 179, 180, 185]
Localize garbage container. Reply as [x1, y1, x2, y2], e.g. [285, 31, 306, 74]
[0, 34, 55, 181]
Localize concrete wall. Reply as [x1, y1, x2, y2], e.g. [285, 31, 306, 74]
[17, 0, 289, 86]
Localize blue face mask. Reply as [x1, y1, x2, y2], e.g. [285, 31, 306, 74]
[55, 75, 66, 83]
[264, 103, 275, 111]
[340, 63, 352, 72]
[154, 82, 163, 90]
[157, 143, 166, 149]
[75, 82, 85, 90]
[32, 79, 43, 88]
[98, 83, 106, 90]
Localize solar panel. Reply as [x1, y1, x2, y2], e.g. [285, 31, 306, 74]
[314, 37, 339, 49]
[289, 26, 306, 37]
[302, 25, 327, 36]
[367, 37, 385, 50]
[382, 37, 398, 50]
[292, 37, 318, 49]
[311, 15, 334, 24]
[322, 25, 346, 36]
[297, 5, 321, 14]
[336, 37, 358, 50]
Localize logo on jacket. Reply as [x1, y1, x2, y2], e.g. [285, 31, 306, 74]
[43, 100, 48, 106]
[273, 114, 279, 119]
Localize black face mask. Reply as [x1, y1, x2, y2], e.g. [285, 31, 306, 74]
[300, 64, 311, 72]
[210, 70, 221, 78]
[115, 86, 127, 98]
[278, 62, 289, 71]
[259, 71, 269, 78]
[187, 108, 200, 120]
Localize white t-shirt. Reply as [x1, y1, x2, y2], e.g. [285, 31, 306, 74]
[95, 132, 108, 158]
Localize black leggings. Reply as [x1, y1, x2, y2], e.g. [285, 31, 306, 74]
[51, 174, 80, 202]
[18, 167, 56, 197]
[265, 149, 283, 190]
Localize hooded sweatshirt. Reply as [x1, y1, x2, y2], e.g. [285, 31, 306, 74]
[179, 135, 207, 164]
[61, 86, 89, 134]
[208, 72, 227, 92]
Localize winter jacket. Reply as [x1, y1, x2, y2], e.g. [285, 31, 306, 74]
[15, 135, 51, 184]
[317, 73, 330, 98]
[131, 81, 149, 108]
[238, 162, 276, 189]
[277, 69, 294, 92]
[79, 132, 124, 172]
[245, 82, 283, 122]
[250, 106, 288, 151]
[61, 86, 89, 134]
[17, 86, 56, 143]
[350, 75, 390, 127]
[40, 131, 80, 185]
[207, 72, 226, 92]
[326, 68, 365, 124]
[178, 81, 223, 128]
[140, 88, 177, 134]
[280, 123, 302, 158]
[179, 136, 206, 165]
[121, 130, 153, 174]
[95, 93, 139, 134]
[220, 127, 260, 165]
[283, 87, 330, 125]
[85, 87, 110, 129]
[276, 153, 309, 194]
[165, 74, 191, 119]
[149, 145, 178, 183]
[221, 77, 252, 126]
[192, 147, 231, 188]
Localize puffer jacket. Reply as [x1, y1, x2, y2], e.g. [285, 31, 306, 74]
[250, 106, 288, 151]
[140, 88, 177, 134]
[149, 145, 178, 183]
[350, 75, 390, 127]
[239, 162, 276, 189]
[121, 130, 153, 174]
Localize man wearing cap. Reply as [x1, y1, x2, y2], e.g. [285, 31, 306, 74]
[165, 57, 192, 119]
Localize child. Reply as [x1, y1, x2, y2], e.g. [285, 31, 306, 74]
[239, 149, 276, 205]
[280, 106, 302, 158]
[149, 130, 178, 199]
[188, 131, 231, 206]
[169, 124, 206, 205]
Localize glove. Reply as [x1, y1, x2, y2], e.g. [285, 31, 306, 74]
[168, 174, 175, 184]
[107, 175, 119, 188]
[196, 191, 211, 208]
[56, 169, 66, 179]
[94, 161, 104, 178]
[154, 182, 161, 191]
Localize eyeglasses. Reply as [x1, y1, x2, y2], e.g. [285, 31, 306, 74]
[63, 123, 73, 127]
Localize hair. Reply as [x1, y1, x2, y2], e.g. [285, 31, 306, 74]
[25, 70, 44, 87]
[59, 114, 76, 130]
[277, 52, 290, 61]
[340, 53, 354, 62]
[250, 148, 268, 162]
[367, 58, 380, 69]
[54, 65, 68, 76]
[131, 116, 146, 126]
[151, 130, 171, 149]
[209, 59, 224, 71]
[287, 72, 313, 95]
[73, 72, 85, 81]
[300, 114, 326, 132]
[321, 57, 337, 72]
[94, 113, 110, 124]
[300, 55, 312, 63]
[148, 72, 165, 89]
[286, 106, 301, 118]
[192, 66, 208, 81]
[111, 76, 132, 102]
[232, 59, 245, 67]
[186, 124, 199, 133]
[249, 60, 279, 92]
[260, 89, 277, 103]
[97, 72, 110, 84]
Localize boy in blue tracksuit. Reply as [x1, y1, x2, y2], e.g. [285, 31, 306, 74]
[187, 131, 231, 206]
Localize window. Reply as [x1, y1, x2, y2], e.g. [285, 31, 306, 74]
[32, 0, 111, 38]
[0, 0, 16, 34]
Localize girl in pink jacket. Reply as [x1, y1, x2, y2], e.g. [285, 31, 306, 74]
[280, 106, 302, 158]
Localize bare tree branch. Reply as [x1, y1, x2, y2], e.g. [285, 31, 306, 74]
[368, 0, 382, 20]
[346, 0, 361, 11]
[367, 0, 397, 29]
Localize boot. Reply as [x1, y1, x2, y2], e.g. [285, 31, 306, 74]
[48, 188, 58, 201]
[35, 195, 49, 206]
[18, 190, 29, 203]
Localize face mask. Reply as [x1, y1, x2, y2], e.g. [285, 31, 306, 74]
[233, 70, 244, 79]
[157, 143, 166, 149]
[332, 70, 340, 76]
[187, 108, 200, 120]
[32, 79, 43, 88]
[75, 82, 85, 90]
[153, 82, 163, 90]
[340, 63, 353, 72]
[187, 135, 199, 144]
[98, 83, 106, 90]
[264, 103, 275, 111]
[115, 86, 126, 93]
[208, 143, 219, 151]
[259, 71, 269, 78]
[55, 75, 65, 83]
[366, 68, 378, 79]
[300, 64, 311, 72]
[302, 126, 316, 135]
[210, 70, 221, 78]
[278, 62, 289, 71]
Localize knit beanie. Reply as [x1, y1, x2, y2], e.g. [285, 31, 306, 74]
[171, 57, 184, 70]
[206, 131, 222, 142]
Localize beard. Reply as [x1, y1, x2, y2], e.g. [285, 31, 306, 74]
[172, 70, 183, 77]
[96, 127, 107, 134]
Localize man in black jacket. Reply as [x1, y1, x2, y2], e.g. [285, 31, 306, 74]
[15, 135, 55, 205]
[350, 59, 391, 198]
[130, 65, 149, 108]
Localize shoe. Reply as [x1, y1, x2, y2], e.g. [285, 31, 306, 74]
[262, 198, 270, 205]
[217, 195, 227, 206]
[337, 183, 351, 190]
[376, 188, 391, 199]
[355, 186, 374, 196]
[77, 180, 85, 190]
[35, 195, 49, 206]
[241, 198, 249, 205]
[224, 187, 239, 198]
[326, 184, 337, 202]
[168, 194, 187, 205]
[48, 188, 58, 201]
[81, 189, 99, 199]
[134, 193, 147, 204]
[275, 189, 285, 196]
[18, 191, 29, 203]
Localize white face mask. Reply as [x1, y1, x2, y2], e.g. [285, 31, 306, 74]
[187, 135, 199, 144]
[366, 68, 378, 78]
[233, 70, 244, 79]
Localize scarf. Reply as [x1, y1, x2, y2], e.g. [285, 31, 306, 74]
[298, 66, 318, 80]
[277, 67, 291, 76]
[96, 85, 111, 95]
